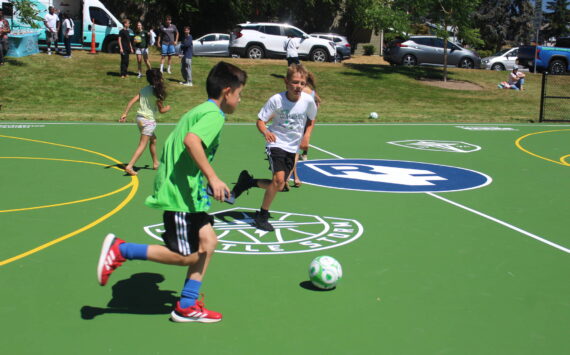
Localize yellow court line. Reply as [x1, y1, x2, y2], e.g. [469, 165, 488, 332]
[0, 135, 139, 266]
[515, 129, 570, 167]
[0, 157, 129, 212]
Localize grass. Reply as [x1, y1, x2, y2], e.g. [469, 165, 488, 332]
[0, 51, 545, 123]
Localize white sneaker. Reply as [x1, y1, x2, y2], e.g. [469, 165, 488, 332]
[179, 82, 193, 86]
[167, 67, 172, 74]
[137, 73, 143, 78]
[160, 67, 164, 73]
[47, 51, 52, 55]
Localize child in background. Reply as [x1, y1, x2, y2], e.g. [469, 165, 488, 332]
[134, 21, 152, 79]
[119, 68, 170, 176]
[179, 26, 193, 86]
[119, 19, 134, 78]
[98, 62, 248, 323]
[61, 13, 74, 58]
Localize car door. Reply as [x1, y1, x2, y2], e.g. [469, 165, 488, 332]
[214, 34, 229, 56]
[413, 37, 437, 64]
[446, 42, 463, 66]
[285, 27, 309, 56]
[193, 34, 216, 56]
[260, 25, 285, 56]
[505, 48, 518, 70]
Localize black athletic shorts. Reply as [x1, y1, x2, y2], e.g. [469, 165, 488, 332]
[161, 211, 214, 256]
[266, 147, 296, 177]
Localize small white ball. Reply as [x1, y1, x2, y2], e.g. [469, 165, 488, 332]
[369, 112, 379, 119]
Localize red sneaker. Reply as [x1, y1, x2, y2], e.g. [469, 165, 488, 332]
[97, 233, 126, 286]
[170, 296, 222, 323]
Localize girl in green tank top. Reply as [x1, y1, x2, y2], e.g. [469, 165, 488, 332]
[119, 69, 171, 176]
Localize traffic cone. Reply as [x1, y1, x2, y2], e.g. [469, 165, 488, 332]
[89, 19, 97, 54]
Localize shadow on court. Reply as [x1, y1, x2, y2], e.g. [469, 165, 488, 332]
[80, 273, 177, 320]
[105, 163, 154, 176]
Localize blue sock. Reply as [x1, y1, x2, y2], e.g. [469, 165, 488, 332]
[119, 243, 148, 260]
[180, 279, 202, 308]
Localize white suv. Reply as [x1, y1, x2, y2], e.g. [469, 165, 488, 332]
[230, 22, 336, 62]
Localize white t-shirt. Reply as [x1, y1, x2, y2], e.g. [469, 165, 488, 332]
[149, 30, 156, 46]
[62, 19, 74, 36]
[44, 13, 59, 32]
[507, 72, 519, 86]
[258, 91, 317, 153]
[284, 37, 301, 58]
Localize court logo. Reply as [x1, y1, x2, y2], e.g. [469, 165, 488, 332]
[144, 207, 363, 255]
[387, 140, 481, 153]
[296, 159, 491, 193]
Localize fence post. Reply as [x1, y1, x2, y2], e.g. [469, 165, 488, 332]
[539, 72, 547, 122]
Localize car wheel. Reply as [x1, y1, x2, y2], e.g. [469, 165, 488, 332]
[460, 58, 475, 69]
[247, 45, 264, 59]
[106, 40, 119, 53]
[548, 59, 567, 75]
[310, 47, 329, 62]
[402, 54, 417, 66]
[491, 63, 505, 71]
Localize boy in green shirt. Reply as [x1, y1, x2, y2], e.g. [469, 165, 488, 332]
[97, 61, 247, 323]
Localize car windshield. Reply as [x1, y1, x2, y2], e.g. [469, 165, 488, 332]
[492, 48, 510, 57]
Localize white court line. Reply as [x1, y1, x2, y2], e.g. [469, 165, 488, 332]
[309, 144, 569, 254]
[3, 122, 570, 127]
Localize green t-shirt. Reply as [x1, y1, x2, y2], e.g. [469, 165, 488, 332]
[133, 30, 148, 48]
[145, 101, 225, 212]
[137, 85, 158, 120]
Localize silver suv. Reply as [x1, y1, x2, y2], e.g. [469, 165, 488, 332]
[230, 22, 336, 62]
[384, 36, 481, 69]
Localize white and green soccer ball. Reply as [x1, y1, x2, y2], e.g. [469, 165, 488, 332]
[369, 112, 379, 119]
[309, 256, 343, 290]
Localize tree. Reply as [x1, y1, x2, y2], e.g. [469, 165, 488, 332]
[473, 0, 511, 52]
[543, 0, 570, 40]
[508, 0, 534, 45]
[417, 0, 483, 81]
[9, 0, 43, 28]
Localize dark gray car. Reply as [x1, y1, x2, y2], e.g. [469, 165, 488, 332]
[384, 36, 481, 69]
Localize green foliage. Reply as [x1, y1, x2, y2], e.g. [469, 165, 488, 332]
[363, 44, 375, 55]
[544, 0, 570, 40]
[9, 0, 43, 28]
[477, 49, 494, 58]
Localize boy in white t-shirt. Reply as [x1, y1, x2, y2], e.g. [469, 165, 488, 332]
[231, 64, 317, 231]
[43, 6, 60, 55]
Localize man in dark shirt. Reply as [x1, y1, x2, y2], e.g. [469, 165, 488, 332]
[119, 19, 134, 78]
[179, 26, 193, 86]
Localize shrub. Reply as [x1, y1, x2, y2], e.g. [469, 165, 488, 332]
[363, 45, 375, 56]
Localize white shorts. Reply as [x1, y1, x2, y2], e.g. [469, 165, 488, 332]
[136, 116, 157, 136]
[135, 48, 149, 56]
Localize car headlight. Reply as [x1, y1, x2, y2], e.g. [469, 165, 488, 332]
[482, 59, 489, 64]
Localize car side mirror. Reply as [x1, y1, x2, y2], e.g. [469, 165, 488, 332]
[200, 39, 204, 44]
[303, 34, 309, 39]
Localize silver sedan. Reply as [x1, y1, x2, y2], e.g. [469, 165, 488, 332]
[193, 33, 230, 57]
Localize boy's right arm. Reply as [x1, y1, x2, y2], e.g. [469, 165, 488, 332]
[256, 119, 276, 143]
[184, 133, 230, 202]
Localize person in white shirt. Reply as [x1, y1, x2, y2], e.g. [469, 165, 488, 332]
[284, 35, 301, 66]
[43, 6, 60, 55]
[230, 64, 317, 232]
[507, 65, 525, 91]
[61, 13, 74, 58]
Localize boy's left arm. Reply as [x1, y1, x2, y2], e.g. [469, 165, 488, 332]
[184, 133, 229, 202]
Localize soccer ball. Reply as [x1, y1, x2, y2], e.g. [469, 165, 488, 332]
[309, 256, 343, 290]
[369, 112, 379, 119]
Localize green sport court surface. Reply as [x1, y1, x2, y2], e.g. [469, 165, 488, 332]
[1, 122, 569, 355]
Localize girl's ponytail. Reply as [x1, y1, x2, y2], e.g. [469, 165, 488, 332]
[146, 68, 166, 101]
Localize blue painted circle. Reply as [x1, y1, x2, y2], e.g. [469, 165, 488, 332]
[296, 159, 491, 193]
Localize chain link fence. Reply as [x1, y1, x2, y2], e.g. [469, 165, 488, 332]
[539, 73, 570, 122]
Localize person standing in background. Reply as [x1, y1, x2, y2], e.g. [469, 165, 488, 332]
[179, 26, 193, 86]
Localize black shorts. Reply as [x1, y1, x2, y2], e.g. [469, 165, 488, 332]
[161, 211, 214, 256]
[266, 147, 296, 177]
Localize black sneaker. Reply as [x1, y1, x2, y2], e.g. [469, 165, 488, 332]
[253, 211, 274, 232]
[232, 170, 255, 199]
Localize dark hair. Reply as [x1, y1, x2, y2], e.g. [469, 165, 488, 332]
[146, 69, 166, 101]
[206, 61, 247, 99]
